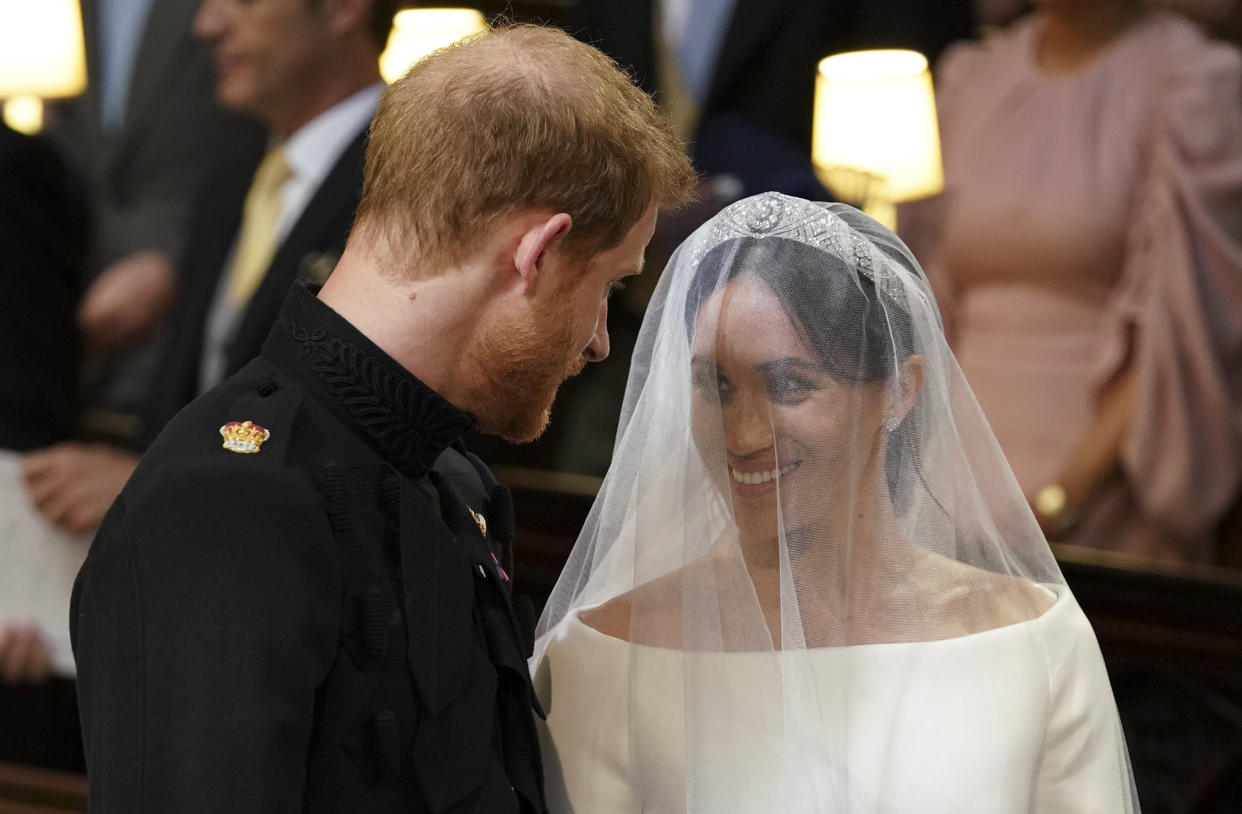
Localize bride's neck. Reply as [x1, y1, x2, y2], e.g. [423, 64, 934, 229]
[739, 463, 907, 605]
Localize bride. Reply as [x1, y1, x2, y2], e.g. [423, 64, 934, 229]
[530, 194, 1139, 813]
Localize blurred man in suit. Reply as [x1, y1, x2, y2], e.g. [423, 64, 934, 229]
[51, 0, 266, 411]
[570, 0, 973, 200]
[23, 0, 398, 535]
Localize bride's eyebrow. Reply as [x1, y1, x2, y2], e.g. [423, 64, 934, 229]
[757, 358, 821, 376]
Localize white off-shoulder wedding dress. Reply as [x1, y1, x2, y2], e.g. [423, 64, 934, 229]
[535, 585, 1132, 814]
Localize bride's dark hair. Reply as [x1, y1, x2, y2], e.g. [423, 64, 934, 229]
[682, 235, 915, 386]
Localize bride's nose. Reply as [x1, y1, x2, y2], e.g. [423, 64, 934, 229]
[724, 396, 774, 456]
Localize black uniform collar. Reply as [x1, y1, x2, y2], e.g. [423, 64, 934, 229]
[262, 281, 475, 480]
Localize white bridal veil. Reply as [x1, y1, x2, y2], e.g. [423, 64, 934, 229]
[532, 194, 1139, 813]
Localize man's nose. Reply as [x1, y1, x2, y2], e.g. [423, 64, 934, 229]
[193, 0, 227, 41]
[583, 300, 610, 362]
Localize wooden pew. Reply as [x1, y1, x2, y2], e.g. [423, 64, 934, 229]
[1053, 545, 1242, 814]
[0, 763, 86, 814]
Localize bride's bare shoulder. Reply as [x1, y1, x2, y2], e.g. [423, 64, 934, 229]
[579, 559, 713, 647]
[920, 551, 1057, 631]
[579, 591, 636, 640]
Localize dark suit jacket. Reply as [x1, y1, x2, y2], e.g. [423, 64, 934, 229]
[0, 126, 89, 450]
[49, 0, 265, 267]
[73, 284, 546, 813]
[143, 127, 369, 442]
[570, 0, 974, 190]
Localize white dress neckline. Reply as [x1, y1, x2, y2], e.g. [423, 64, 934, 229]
[564, 581, 1065, 656]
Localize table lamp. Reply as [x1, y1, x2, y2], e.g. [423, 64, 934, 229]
[812, 49, 943, 230]
[380, 8, 488, 83]
[0, 0, 87, 134]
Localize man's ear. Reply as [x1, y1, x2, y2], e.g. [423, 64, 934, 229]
[320, 0, 371, 36]
[891, 354, 925, 422]
[513, 213, 573, 295]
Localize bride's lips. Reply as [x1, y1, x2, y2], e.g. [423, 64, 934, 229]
[728, 460, 801, 498]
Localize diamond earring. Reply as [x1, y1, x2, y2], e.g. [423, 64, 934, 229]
[885, 416, 900, 433]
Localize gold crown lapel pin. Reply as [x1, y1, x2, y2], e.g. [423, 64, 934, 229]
[220, 420, 271, 454]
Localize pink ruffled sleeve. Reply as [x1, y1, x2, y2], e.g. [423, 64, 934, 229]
[1097, 38, 1242, 544]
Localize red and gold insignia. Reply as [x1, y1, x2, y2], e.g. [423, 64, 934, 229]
[219, 420, 271, 454]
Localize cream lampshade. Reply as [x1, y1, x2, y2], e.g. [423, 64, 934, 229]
[812, 49, 943, 229]
[380, 8, 488, 83]
[0, 0, 88, 133]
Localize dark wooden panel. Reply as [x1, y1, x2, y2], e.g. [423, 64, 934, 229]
[1053, 544, 1242, 663]
[1051, 547, 1242, 814]
[0, 764, 86, 814]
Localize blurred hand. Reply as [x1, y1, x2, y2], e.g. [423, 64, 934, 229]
[1029, 363, 1137, 541]
[1029, 490, 1080, 542]
[78, 250, 177, 354]
[0, 619, 51, 685]
[22, 443, 140, 534]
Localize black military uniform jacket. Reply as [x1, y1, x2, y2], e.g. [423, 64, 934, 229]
[71, 283, 547, 814]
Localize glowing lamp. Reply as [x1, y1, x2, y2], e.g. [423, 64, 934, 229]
[812, 49, 943, 228]
[380, 8, 488, 83]
[0, 0, 88, 133]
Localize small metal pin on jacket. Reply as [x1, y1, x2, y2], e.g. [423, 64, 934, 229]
[491, 552, 510, 583]
[468, 507, 487, 536]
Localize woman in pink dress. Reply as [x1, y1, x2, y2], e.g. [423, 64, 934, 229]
[901, 0, 1242, 563]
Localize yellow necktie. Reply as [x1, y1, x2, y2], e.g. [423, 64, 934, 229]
[227, 146, 292, 305]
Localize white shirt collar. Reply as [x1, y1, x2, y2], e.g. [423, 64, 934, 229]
[281, 81, 384, 192]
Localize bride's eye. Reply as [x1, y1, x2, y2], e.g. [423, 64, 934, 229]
[692, 362, 734, 400]
[766, 372, 815, 404]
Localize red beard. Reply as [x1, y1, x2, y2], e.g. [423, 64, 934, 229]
[465, 291, 588, 443]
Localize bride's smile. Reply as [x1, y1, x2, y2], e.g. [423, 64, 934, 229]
[728, 460, 799, 489]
